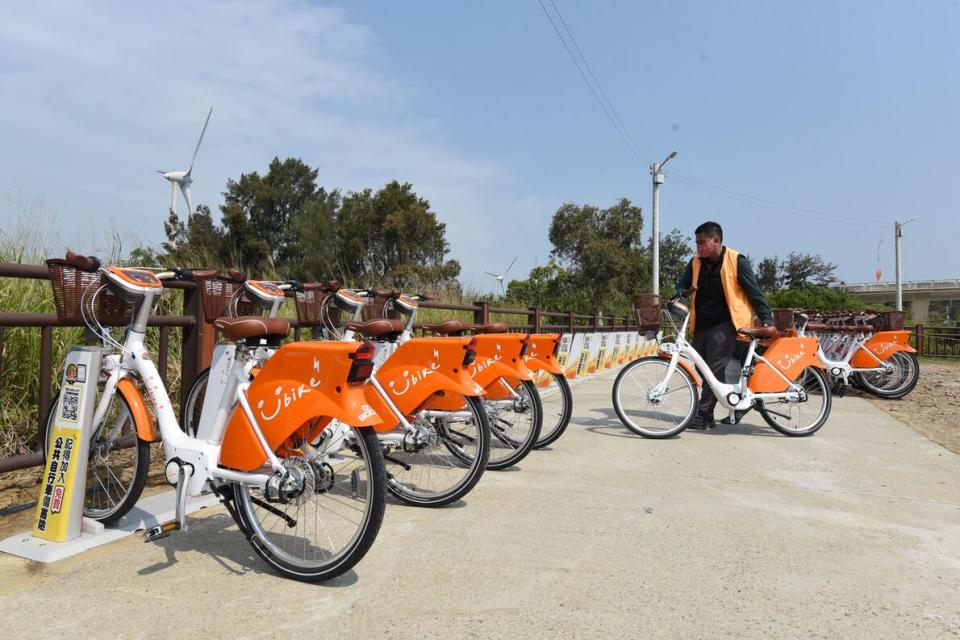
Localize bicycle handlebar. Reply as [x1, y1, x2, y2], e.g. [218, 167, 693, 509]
[65, 251, 101, 272]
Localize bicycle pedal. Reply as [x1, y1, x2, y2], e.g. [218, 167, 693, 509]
[144, 520, 181, 542]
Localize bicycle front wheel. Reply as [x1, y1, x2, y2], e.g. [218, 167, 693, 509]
[757, 366, 832, 437]
[612, 356, 698, 438]
[42, 390, 150, 526]
[233, 425, 386, 582]
[533, 372, 573, 449]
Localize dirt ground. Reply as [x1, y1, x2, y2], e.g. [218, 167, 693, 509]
[1, 361, 958, 538]
[857, 359, 960, 455]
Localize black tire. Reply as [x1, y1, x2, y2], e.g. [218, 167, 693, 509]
[757, 367, 832, 437]
[533, 372, 573, 449]
[232, 426, 386, 582]
[484, 378, 542, 470]
[180, 367, 210, 437]
[856, 352, 920, 399]
[42, 390, 150, 526]
[612, 356, 699, 439]
[386, 394, 491, 507]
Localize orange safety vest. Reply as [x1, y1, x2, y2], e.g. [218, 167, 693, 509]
[690, 247, 755, 338]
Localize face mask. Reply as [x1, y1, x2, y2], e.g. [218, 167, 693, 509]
[696, 243, 713, 258]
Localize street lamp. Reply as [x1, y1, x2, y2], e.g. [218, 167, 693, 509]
[650, 149, 678, 296]
[894, 217, 918, 311]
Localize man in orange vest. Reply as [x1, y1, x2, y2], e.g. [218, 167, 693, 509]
[675, 221, 773, 429]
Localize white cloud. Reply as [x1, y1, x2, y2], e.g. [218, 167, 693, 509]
[0, 1, 547, 289]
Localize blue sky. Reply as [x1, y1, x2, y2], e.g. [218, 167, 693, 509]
[1, 1, 957, 292]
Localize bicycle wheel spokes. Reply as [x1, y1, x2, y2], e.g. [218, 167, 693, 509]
[533, 371, 573, 449]
[385, 394, 490, 506]
[612, 357, 697, 438]
[485, 379, 541, 469]
[759, 367, 831, 436]
[83, 398, 146, 521]
[236, 426, 385, 580]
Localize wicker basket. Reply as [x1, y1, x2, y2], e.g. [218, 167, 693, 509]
[294, 283, 340, 327]
[872, 310, 907, 331]
[192, 271, 262, 320]
[361, 291, 402, 322]
[772, 309, 795, 332]
[633, 293, 662, 331]
[46, 259, 132, 325]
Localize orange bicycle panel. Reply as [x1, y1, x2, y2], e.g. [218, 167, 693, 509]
[366, 337, 486, 429]
[219, 341, 382, 472]
[117, 378, 159, 442]
[523, 333, 563, 375]
[657, 353, 701, 387]
[748, 337, 823, 393]
[850, 330, 916, 367]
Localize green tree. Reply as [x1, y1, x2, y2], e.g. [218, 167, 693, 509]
[657, 229, 694, 298]
[221, 157, 322, 274]
[548, 197, 647, 314]
[505, 259, 590, 313]
[756, 256, 780, 293]
[779, 252, 838, 289]
[335, 181, 460, 287]
[162, 205, 229, 267]
[768, 285, 866, 311]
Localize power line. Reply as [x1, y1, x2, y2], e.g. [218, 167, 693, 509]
[535, 0, 647, 165]
[666, 171, 887, 227]
[546, 0, 649, 164]
[534, 0, 892, 230]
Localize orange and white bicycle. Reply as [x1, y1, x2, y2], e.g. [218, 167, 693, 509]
[612, 298, 833, 438]
[43, 253, 387, 582]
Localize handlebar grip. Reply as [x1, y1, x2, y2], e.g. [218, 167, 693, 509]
[227, 268, 246, 283]
[286, 279, 304, 293]
[375, 288, 401, 299]
[65, 251, 100, 272]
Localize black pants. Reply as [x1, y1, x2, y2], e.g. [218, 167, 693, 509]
[691, 321, 737, 417]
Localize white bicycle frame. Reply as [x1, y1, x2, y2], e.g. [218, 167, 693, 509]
[797, 323, 893, 383]
[655, 309, 806, 415]
[97, 273, 306, 505]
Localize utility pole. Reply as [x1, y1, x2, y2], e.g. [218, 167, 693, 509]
[894, 217, 918, 311]
[650, 150, 678, 296]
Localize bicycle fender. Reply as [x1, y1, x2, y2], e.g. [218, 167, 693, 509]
[522, 333, 564, 375]
[117, 378, 159, 442]
[657, 353, 701, 387]
[850, 330, 916, 367]
[219, 341, 383, 472]
[471, 334, 535, 383]
[748, 337, 823, 393]
[366, 337, 487, 429]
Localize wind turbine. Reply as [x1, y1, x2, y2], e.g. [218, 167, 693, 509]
[484, 256, 517, 296]
[158, 107, 213, 217]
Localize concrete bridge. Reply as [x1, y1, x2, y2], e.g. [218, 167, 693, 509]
[838, 279, 960, 323]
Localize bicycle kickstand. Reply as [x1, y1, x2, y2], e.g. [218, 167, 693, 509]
[144, 461, 195, 542]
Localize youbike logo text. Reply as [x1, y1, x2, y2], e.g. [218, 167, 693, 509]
[256, 357, 324, 422]
[775, 343, 806, 371]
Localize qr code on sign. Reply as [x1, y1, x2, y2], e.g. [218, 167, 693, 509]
[60, 387, 81, 422]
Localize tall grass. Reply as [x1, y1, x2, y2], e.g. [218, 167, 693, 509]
[0, 203, 186, 459]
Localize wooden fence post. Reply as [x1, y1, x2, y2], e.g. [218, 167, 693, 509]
[473, 300, 490, 325]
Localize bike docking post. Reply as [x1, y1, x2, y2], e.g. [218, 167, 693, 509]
[34, 347, 103, 542]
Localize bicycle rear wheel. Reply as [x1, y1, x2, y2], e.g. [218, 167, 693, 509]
[484, 379, 542, 470]
[233, 425, 386, 582]
[757, 367, 832, 436]
[42, 389, 150, 526]
[612, 356, 698, 438]
[386, 393, 490, 507]
[533, 372, 573, 449]
[856, 352, 919, 399]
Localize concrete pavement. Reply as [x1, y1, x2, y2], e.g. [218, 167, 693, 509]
[1, 369, 958, 639]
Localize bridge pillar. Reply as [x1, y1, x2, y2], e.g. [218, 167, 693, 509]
[909, 296, 931, 323]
